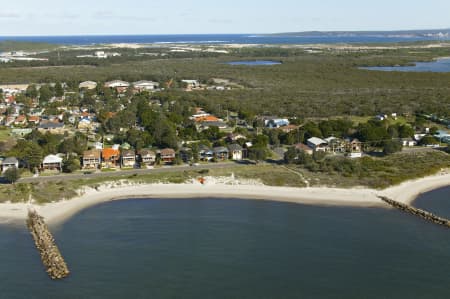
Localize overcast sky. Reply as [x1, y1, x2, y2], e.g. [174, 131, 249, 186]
[1, 0, 449, 35]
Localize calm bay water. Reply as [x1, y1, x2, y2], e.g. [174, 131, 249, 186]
[1, 187, 449, 299]
[361, 57, 450, 72]
[0, 34, 448, 46]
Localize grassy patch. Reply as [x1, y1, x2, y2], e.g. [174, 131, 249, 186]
[0, 127, 11, 142]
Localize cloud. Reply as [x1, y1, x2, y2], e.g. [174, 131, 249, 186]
[0, 12, 20, 19]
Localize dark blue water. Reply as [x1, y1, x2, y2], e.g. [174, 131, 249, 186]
[362, 58, 450, 72]
[0, 34, 447, 46]
[226, 60, 282, 66]
[0, 188, 449, 299]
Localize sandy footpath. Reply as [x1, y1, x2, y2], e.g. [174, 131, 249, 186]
[0, 171, 449, 226]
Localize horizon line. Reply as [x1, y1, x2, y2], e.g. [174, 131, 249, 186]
[1, 28, 450, 38]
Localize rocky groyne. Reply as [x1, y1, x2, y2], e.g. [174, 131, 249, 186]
[378, 196, 450, 228]
[26, 210, 70, 279]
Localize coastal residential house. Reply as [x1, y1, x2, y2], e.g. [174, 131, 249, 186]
[199, 121, 228, 131]
[199, 145, 214, 161]
[38, 122, 65, 134]
[82, 149, 101, 169]
[102, 148, 120, 168]
[121, 150, 136, 168]
[42, 154, 63, 171]
[265, 118, 290, 128]
[401, 138, 417, 147]
[133, 80, 160, 91]
[181, 80, 200, 90]
[179, 147, 193, 163]
[227, 144, 244, 161]
[160, 148, 176, 164]
[138, 149, 156, 166]
[14, 115, 27, 126]
[104, 80, 130, 89]
[280, 125, 299, 133]
[307, 137, 329, 152]
[27, 116, 40, 125]
[214, 146, 229, 161]
[346, 139, 363, 158]
[1, 157, 19, 173]
[79, 81, 97, 90]
[295, 143, 314, 155]
[325, 137, 345, 153]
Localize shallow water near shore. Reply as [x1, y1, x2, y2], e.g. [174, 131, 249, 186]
[0, 188, 449, 299]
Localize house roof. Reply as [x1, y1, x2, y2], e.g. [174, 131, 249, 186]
[307, 137, 328, 146]
[160, 148, 175, 156]
[227, 144, 243, 151]
[15, 115, 26, 122]
[83, 149, 101, 159]
[121, 149, 135, 157]
[195, 115, 220, 122]
[138, 149, 156, 157]
[201, 121, 228, 128]
[43, 154, 63, 164]
[28, 116, 40, 122]
[295, 143, 313, 152]
[104, 80, 130, 87]
[38, 122, 64, 129]
[3, 157, 18, 165]
[214, 146, 229, 153]
[102, 148, 120, 159]
[133, 80, 160, 86]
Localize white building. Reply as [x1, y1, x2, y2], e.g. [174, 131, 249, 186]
[79, 81, 97, 90]
[133, 80, 160, 91]
[182, 80, 200, 89]
[307, 137, 329, 152]
[104, 80, 130, 88]
[1, 157, 19, 173]
[42, 154, 63, 171]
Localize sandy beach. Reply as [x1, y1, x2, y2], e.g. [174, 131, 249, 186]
[0, 171, 449, 226]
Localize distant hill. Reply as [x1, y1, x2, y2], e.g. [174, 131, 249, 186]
[266, 29, 450, 38]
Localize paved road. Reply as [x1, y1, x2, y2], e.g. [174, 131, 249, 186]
[18, 162, 249, 183]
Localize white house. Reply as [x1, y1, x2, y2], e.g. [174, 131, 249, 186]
[228, 144, 244, 161]
[104, 80, 130, 88]
[401, 138, 417, 147]
[133, 80, 160, 91]
[182, 80, 199, 89]
[1, 157, 19, 173]
[307, 137, 329, 152]
[42, 154, 63, 171]
[79, 81, 97, 90]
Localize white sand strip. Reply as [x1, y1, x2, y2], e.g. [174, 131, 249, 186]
[0, 172, 448, 226]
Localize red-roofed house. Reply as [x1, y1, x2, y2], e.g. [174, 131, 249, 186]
[14, 115, 27, 126]
[102, 148, 120, 168]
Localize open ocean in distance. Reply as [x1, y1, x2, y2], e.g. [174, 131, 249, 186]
[0, 186, 449, 299]
[0, 34, 449, 45]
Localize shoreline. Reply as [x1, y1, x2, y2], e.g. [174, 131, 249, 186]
[0, 171, 449, 226]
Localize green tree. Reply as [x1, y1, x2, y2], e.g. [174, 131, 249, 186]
[62, 157, 81, 173]
[383, 140, 403, 155]
[248, 146, 268, 163]
[54, 82, 64, 97]
[3, 167, 20, 184]
[25, 84, 38, 98]
[284, 146, 298, 164]
[39, 85, 53, 104]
